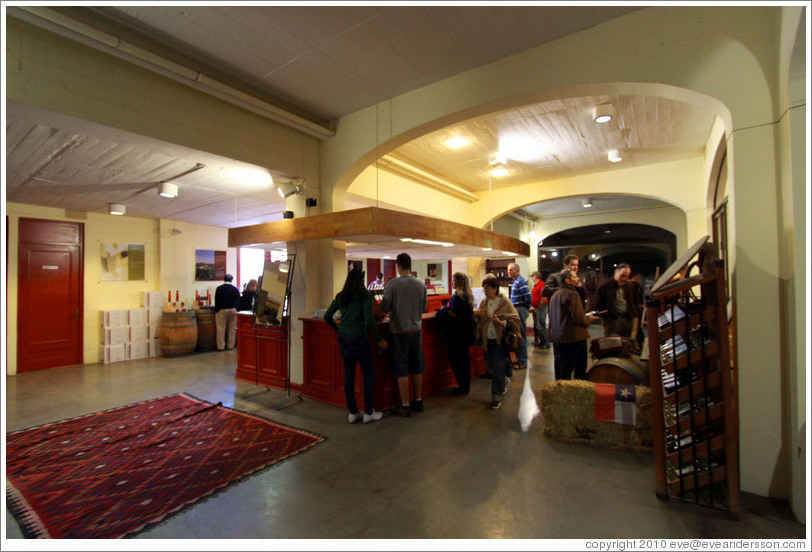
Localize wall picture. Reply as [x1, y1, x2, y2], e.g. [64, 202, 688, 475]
[100, 243, 145, 281]
[196, 250, 227, 281]
[427, 263, 441, 280]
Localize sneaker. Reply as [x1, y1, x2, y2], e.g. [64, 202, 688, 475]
[363, 410, 383, 424]
[488, 400, 502, 410]
[410, 399, 424, 413]
[348, 411, 363, 424]
[394, 404, 412, 418]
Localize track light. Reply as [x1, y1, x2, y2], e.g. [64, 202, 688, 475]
[608, 149, 623, 163]
[593, 104, 614, 123]
[277, 181, 303, 199]
[109, 203, 126, 216]
[159, 182, 179, 198]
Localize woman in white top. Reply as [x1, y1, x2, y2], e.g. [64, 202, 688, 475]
[473, 278, 521, 410]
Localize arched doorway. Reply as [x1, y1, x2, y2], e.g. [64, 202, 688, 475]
[538, 223, 676, 309]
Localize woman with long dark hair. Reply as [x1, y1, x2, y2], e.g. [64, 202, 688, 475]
[445, 272, 475, 395]
[324, 268, 388, 423]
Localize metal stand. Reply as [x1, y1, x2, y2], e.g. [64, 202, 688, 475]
[273, 315, 302, 410]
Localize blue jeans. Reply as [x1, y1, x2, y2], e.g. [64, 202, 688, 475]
[338, 333, 375, 414]
[485, 339, 510, 401]
[514, 305, 530, 365]
[534, 304, 549, 346]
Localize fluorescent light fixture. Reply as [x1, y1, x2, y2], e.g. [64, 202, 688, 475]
[490, 167, 508, 177]
[482, 247, 492, 252]
[593, 104, 614, 123]
[445, 136, 469, 148]
[159, 182, 179, 198]
[230, 168, 272, 187]
[401, 238, 454, 247]
[108, 203, 126, 216]
[582, 198, 593, 208]
[608, 149, 623, 163]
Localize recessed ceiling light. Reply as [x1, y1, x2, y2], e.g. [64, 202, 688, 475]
[490, 167, 509, 177]
[608, 149, 623, 163]
[445, 136, 469, 148]
[582, 198, 593, 208]
[593, 104, 614, 123]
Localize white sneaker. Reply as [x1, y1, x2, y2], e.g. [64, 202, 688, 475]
[348, 412, 363, 424]
[363, 410, 383, 424]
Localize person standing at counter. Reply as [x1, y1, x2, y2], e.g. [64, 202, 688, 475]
[324, 268, 388, 424]
[474, 277, 521, 410]
[380, 253, 428, 418]
[444, 272, 475, 395]
[237, 279, 257, 312]
[214, 274, 241, 350]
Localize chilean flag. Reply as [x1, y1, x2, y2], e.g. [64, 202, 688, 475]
[594, 383, 637, 425]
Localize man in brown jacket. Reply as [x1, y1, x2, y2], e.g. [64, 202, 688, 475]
[548, 270, 600, 380]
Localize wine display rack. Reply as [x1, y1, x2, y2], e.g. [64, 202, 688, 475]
[645, 237, 739, 518]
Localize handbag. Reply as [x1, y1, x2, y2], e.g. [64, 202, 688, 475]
[501, 322, 522, 352]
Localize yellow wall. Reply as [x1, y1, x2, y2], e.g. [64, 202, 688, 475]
[5, 202, 232, 375]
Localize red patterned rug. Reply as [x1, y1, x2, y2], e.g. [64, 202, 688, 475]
[6, 393, 325, 538]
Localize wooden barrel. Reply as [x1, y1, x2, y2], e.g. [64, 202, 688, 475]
[587, 356, 649, 386]
[159, 311, 198, 357]
[195, 307, 216, 351]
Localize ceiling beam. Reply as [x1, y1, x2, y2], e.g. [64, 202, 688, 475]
[228, 207, 530, 257]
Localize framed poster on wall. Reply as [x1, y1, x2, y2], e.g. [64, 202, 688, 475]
[195, 250, 227, 281]
[100, 243, 145, 281]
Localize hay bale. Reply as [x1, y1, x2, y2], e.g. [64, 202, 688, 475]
[540, 380, 653, 451]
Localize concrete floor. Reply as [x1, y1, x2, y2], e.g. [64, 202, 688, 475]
[4, 338, 806, 543]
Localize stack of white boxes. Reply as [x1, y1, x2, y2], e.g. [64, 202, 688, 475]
[100, 292, 166, 364]
[141, 291, 165, 357]
[101, 310, 128, 364]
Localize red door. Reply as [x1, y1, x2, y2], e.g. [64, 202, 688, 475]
[383, 259, 396, 282]
[366, 258, 381, 286]
[17, 218, 84, 372]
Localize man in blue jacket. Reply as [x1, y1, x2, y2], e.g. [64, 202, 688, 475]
[507, 263, 532, 370]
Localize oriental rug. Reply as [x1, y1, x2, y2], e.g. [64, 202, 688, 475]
[6, 393, 325, 539]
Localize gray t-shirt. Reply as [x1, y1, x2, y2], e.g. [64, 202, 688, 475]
[380, 274, 428, 334]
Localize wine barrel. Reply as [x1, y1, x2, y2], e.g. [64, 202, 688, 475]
[159, 311, 198, 357]
[195, 307, 216, 351]
[587, 356, 649, 387]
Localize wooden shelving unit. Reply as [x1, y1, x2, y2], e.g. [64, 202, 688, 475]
[645, 237, 739, 519]
[485, 258, 515, 288]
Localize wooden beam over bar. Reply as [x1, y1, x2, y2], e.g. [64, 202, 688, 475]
[228, 207, 529, 257]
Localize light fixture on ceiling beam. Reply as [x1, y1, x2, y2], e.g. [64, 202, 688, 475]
[108, 203, 126, 216]
[400, 238, 454, 247]
[593, 103, 614, 123]
[582, 198, 593, 208]
[607, 149, 623, 163]
[159, 182, 179, 198]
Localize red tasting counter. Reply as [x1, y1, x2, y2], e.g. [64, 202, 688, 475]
[235, 312, 486, 411]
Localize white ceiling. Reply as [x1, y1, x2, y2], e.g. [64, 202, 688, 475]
[4, 5, 717, 257]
